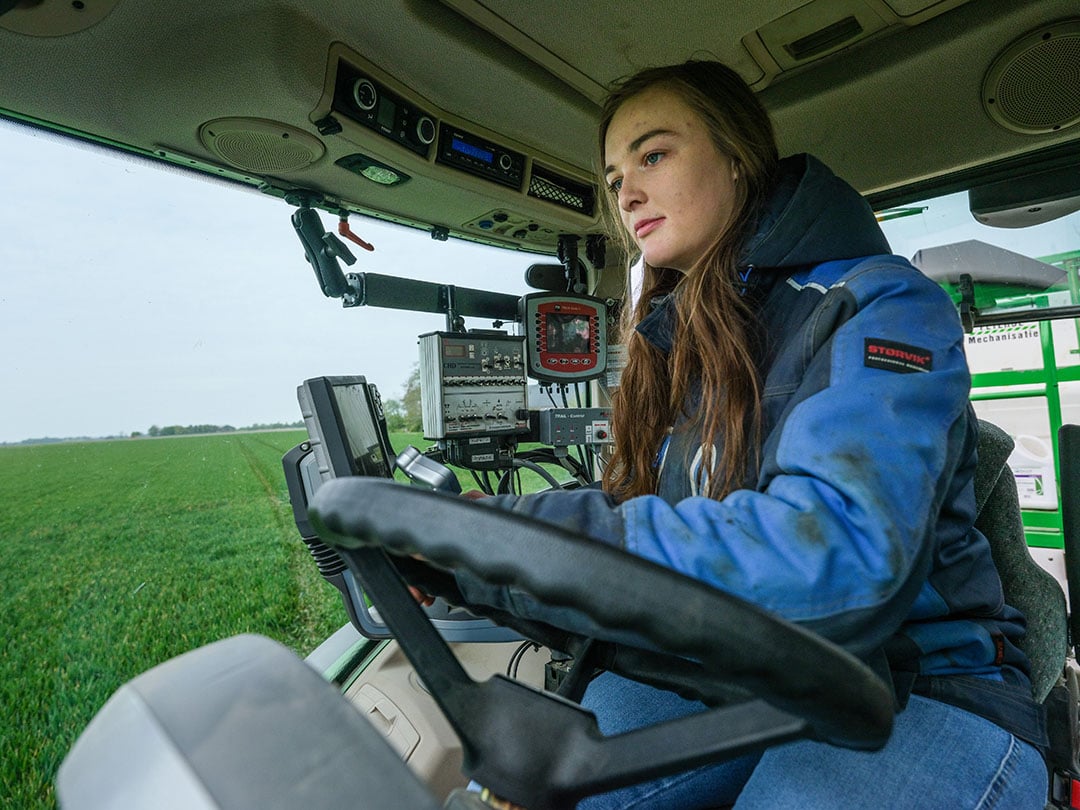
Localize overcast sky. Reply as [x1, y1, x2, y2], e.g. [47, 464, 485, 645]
[0, 121, 535, 444]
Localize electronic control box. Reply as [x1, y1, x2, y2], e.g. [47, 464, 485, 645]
[419, 331, 530, 440]
[536, 407, 614, 447]
[522, 293, 608, 383]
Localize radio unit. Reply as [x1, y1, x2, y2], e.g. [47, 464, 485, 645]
[436, 124, 524, 189]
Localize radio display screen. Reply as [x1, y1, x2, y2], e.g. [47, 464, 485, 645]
[451, 136, 493, 164]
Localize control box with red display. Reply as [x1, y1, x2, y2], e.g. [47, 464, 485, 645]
[521, 292, 608, 383]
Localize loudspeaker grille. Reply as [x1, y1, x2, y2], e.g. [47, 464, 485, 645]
[984, 22, 1080, 135]
[198, 118, 325, 173]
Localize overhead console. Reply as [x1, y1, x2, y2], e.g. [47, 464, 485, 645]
[438, 0, 976, 94]
[311, 43, 599, 252]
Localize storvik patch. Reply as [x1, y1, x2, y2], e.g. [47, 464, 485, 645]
[864, 338, 933, 373]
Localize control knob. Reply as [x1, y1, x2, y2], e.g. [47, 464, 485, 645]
[352, 78, 377, 111]
[416, 116, 436, 145]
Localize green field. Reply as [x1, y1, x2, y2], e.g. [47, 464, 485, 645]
[0, 428, 575, 808]
[0, 430, 349, 809]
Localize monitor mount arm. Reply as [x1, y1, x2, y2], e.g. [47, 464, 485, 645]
[289, 197, 359, 302]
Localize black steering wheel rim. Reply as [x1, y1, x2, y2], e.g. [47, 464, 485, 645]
[308, 477, 893, 750]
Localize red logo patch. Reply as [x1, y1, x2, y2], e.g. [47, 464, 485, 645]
[864, 338, 933, 374]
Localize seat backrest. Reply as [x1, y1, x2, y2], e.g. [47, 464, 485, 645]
[974, 419, 1068, 703]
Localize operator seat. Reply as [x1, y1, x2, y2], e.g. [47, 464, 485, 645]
[974, 419, 1067, 703]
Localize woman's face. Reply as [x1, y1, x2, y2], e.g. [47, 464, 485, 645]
[603, 85, 738, 273]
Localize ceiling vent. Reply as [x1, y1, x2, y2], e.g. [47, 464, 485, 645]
[748, 0, 888, 72]
[982, 20, 1080, 135]
[784, 15, 865, 61]
[198, 118, 325, 174]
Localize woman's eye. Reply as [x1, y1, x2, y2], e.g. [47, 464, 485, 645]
[644, 151, 664, 166]
[608, 178, 622, 193]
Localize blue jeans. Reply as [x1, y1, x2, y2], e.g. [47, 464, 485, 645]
[577, 672, 1048, 810]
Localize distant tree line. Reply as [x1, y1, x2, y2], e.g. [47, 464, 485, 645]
[144, 424, 234, 437]
[8, 368, 421, 446]
[136, 421, 303, 438]
[5, 422, 307, 446]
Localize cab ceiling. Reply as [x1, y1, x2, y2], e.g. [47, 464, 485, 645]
[0, 0, 1076, 254]
[438, 0, 969, 99]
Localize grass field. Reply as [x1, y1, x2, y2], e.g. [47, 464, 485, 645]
[0, 430, 350, 809]
[0, 428, 576, 808]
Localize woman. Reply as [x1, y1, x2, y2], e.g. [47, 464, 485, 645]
[453, 60, 1048, 807]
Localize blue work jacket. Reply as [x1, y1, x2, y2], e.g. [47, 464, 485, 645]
[455, 154, 1038, 743]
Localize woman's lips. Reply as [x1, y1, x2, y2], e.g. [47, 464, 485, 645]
[634, 217, 663, 238]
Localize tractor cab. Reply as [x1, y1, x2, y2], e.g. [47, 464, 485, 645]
[3, 0, 1080, 807]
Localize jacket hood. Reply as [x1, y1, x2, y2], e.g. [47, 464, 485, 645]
[739, 153, 891, 271]
[636, 153, 890, 351]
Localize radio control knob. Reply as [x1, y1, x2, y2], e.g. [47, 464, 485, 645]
[416, 116, 436, 145]
[498, 153, 513, 171]
[353, 78, 377, 111]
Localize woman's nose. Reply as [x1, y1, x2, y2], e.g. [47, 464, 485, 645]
[618, 176, 643, 211]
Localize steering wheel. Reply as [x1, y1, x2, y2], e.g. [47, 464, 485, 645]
[308, 477, 893, 810]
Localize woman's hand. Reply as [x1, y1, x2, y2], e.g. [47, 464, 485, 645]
[408, 490, 486, 606]
[408, 585, 435, 607]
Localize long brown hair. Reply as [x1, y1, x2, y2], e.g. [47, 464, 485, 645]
[598, 61, 779, 502]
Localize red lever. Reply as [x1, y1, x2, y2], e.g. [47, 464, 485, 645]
[338, 218, 375, 252]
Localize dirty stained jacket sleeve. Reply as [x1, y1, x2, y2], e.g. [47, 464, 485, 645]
[456, 261, 972, 660]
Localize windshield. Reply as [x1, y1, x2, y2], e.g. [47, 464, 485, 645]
[0, 122, 533, 445]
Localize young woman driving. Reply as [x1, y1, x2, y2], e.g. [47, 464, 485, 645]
[450, 60, 1048, 808]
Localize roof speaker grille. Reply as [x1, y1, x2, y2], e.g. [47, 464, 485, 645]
[983, 21, 1080, 135]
